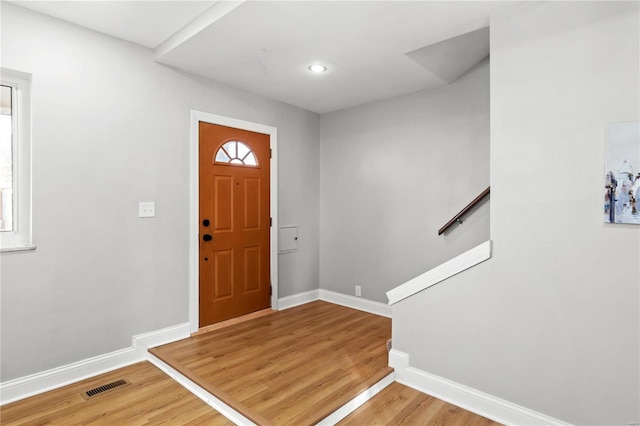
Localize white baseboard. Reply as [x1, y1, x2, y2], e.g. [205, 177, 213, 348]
[278, 289, 392, 317]
[0, 322, 191, 406]
[277, 289, 320, 310]
[319, 289, 392, 318]
[389, 349, 571, 426]
[0, 347, 143, 405]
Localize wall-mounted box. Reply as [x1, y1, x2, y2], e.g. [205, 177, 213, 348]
[279, 226, 298, 254]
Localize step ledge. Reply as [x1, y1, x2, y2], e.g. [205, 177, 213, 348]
[149, 350, 396, 426]
[0, 290, 390, 407]
[317, 372, 396, 425]
[147, 352, 255, 425]
[386, 240, 491, 305]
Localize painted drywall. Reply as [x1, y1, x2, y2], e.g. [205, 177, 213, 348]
[393, 2, 639, 425]
[320, 59, 489, 303]
[0, 3, 319, 381]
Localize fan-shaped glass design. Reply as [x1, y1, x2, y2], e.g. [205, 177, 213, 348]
[214, 141, 258, 166]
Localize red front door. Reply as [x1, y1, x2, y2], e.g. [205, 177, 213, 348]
[198, 122, 271, 327]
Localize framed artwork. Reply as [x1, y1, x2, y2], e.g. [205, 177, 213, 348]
[604, 121, 640, 224]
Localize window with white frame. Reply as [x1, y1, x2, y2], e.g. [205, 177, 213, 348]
[1, 68, 33, 252]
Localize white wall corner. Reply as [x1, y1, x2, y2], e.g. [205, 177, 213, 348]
[390, 349, 571, 426]
[386, 240, 492, 305]
[132, 322, 191, 355]
[319, 289, 392, 318]
[388, 348, 410, 371]
[278, 289, 392, 317]
[278, 289, 320, 310]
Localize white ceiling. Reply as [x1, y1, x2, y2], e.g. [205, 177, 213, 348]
[9, 1, 507, 114]
[11, 1, 216, 49]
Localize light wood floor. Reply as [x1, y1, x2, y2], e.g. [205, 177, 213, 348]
[339, 382, 503, 425]
[2, 302, 504, 426]
[150, 300, 393, 426]
[0, 366, 503, 426]
[0, 361, 232, 426]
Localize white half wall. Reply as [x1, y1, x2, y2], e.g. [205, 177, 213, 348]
[386, 240, 491, 305]
[392, 3, 639, 425]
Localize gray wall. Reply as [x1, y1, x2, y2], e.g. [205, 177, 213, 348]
[393, 2, 639, 425]
[320, 60, 490, 303]
[0, 3, 320, 381]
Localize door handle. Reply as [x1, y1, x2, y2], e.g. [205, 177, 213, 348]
[202, 234, 213, 242]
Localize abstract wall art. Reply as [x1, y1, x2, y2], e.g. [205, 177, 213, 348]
[604, 121, 640, 224]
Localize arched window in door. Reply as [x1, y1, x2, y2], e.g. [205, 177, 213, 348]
[214, 140, 258, 166]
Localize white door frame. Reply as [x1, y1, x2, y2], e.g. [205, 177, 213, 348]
[189, 110, 279, 333]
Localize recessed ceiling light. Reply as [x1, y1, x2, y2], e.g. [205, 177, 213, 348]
[308, 64, 327, 73]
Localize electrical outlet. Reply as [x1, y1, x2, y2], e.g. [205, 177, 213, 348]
[139, 202, 155, 218]
[355, 285, 362, 297]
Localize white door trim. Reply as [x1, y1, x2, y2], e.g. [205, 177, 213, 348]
[189, 110, 279, 334]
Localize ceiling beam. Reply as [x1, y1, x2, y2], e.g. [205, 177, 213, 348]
[154, 0, 245, 61]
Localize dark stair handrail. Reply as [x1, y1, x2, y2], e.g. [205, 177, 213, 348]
[438, 186, 490, 235]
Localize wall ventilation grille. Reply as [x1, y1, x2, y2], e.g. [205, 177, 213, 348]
[82, 379, 130, 400]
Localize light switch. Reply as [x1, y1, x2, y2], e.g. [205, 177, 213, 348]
[139, 202, 155, 218]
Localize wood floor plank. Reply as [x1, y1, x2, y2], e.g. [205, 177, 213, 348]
[150, 300, 393, 426]
[338, 382, 503, 426]
[0, 362, 232, 426]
